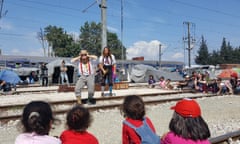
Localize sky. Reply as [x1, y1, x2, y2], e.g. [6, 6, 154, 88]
[0, 0, 240, 65]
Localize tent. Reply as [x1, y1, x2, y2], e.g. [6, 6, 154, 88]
[217, 69, 238, 79]
[46, 59, 77, 84]
[0, 69, 21, 84]
[129, 64, 184, 83]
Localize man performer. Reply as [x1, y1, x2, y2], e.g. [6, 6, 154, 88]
[71, 50, 97, 104]
[99, 47, 116, 96]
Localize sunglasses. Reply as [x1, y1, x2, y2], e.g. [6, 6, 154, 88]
[81, 54, 87, 56]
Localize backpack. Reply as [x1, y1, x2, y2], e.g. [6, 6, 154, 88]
[123, 118, 160, 144]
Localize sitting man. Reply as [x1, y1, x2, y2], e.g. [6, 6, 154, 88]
[0, 79, 12, 92]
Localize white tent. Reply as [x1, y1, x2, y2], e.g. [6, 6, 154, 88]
[46, 59, 77, 84]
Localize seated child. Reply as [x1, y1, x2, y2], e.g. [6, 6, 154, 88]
[161, 98, 210, 144]
[120, 95, 160, 144]
[148, 75, 156, 88]
[60, 105, 99, 144]
[15, 101, 61, 144]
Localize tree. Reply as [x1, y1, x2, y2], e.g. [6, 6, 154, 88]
[79, 21, 126, 59]
[195, 36, 210, 65]
[44, 25, 75, 57]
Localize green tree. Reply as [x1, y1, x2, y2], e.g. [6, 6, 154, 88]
[195, 36, 210, 65]
[44, 25, 76, 57]
[79, 21, 126, 59]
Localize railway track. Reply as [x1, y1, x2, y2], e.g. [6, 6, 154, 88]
[0, 91, 215, 122]
[0, 89, 239, 144]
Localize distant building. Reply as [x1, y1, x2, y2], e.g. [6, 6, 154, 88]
[132, 56, 144, 61]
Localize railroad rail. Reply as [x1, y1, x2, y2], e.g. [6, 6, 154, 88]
[0, 91, 215, 122]
[209, 130, 240, 144]
[1, 89, 239, 144]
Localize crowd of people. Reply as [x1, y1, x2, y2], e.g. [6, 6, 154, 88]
[148, 70, 240, 95]
[14, 96, 211, 144]
[176, 71, 240, 95]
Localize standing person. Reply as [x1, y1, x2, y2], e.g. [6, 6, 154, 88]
[120, 95, 160, 144]
[60, 60, 69, 86]
[40, 63, 48, 86]
[60, 105, 99, 144]
[161, 98, 210, 144]
[71, 50, 97, 104]
[99, 47, 116, 96]
[15, 101, 61, 144]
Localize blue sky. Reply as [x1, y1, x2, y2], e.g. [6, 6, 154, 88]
[0, 0, 240, 64]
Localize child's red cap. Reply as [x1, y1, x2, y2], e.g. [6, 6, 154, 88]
[171, 98, 201, 118]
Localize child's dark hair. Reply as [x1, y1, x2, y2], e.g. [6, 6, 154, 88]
[169, 112, 210, 141]
[121, 95, 145, 120]
[21, 101, 54, 135]
[66, 105, 92, 132]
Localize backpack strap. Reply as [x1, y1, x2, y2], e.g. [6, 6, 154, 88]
[123, 117, 147, 130]
[123, 120, 137, 130]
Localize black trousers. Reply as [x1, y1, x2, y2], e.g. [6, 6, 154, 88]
[42, 76, 48, 86]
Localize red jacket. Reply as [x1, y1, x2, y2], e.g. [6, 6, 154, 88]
[60, 130, 99, 144]
[122, 117, 156, 144]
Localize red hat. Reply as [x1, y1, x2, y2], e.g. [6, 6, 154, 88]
[171, 98, 201, 118]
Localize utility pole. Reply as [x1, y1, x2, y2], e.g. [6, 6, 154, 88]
[0, 0, 4, 19]
[159, 44, 162, 69]
[82, 0, 107, 53]
[99, 0, 107, 53]
[183, 21, 195, 68]
[121, 0, 124, 61]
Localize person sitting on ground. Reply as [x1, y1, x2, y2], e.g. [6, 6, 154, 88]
[15, 101, 61, 144]
[176, 75, 195, 90]
[60, 105, 99, 144]
[194, 73, 208, 93]
[159, 76, 166, 89]
[161, 98, 210, 144]
[165, 79, 174, 90]
[120, 95, 160, 144]
[148, 75, 156, 88]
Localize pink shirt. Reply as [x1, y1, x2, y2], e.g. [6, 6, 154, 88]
[161, 132, 210, 144]
[15, 132, 61, 144]
[159, 80, 166, 88]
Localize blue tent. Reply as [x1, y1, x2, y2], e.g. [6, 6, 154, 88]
[0, 69, 21, 84]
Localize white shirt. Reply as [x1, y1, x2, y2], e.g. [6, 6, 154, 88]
[99, 54, 116, 66]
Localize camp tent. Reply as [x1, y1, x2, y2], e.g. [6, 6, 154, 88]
[129, 64, 184, 83]
[46, 59, 77, 84]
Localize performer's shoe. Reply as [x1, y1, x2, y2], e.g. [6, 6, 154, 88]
[109, 92, 113, 96]
[101, 92, 104, 97]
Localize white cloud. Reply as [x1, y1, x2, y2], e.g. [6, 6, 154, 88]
[127, 40, 163, 60]
[127, 40, 185, 61]
[171, 52, 184, 59]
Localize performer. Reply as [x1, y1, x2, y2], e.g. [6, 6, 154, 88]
[71, 50, 97, 104]
[60, 60, 69, 86]
[99, 47, 116, 96]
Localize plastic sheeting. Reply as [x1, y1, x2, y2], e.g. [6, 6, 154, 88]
[129, 64, 184, 83]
